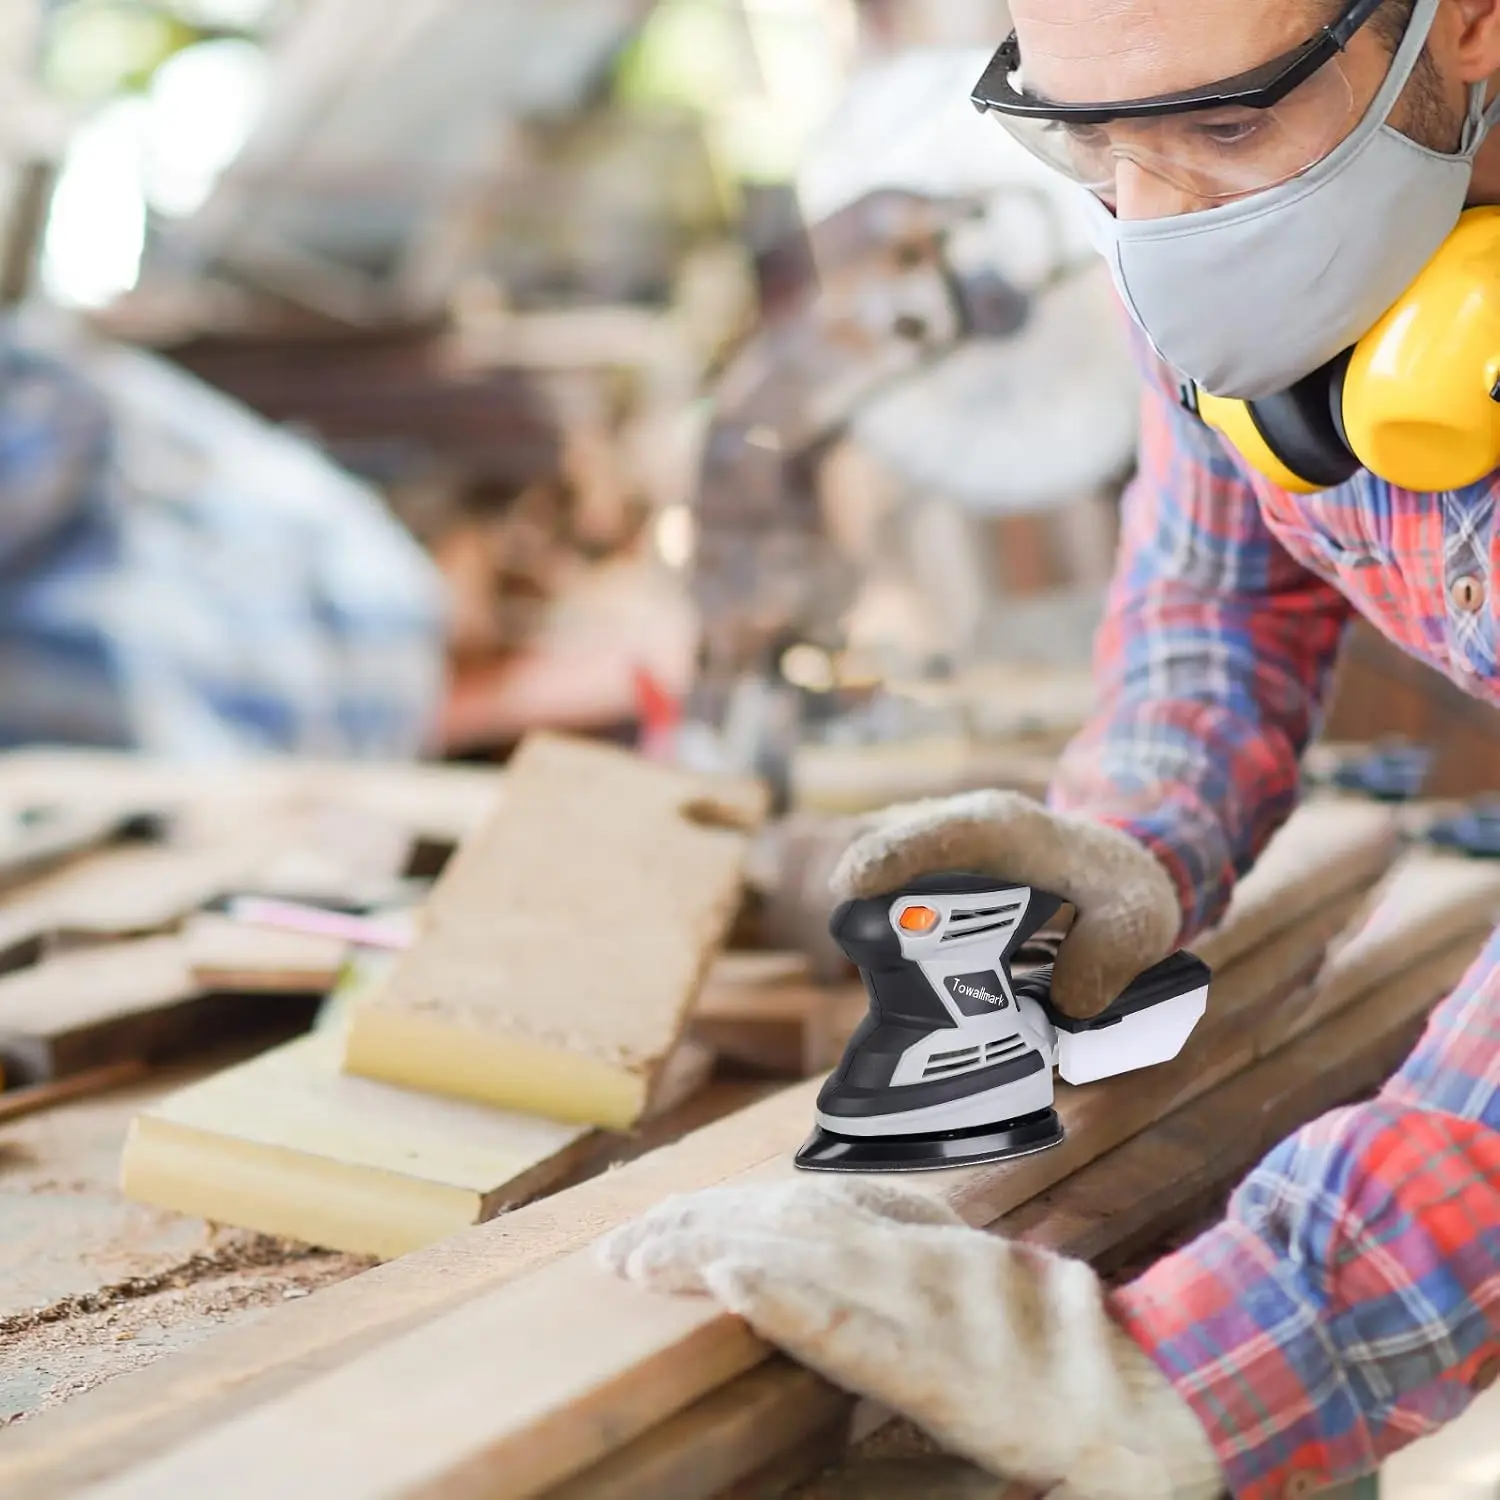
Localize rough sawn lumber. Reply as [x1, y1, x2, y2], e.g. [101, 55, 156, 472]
[73, 889, 1382, 1499]
[569, 936, 1486, 1500]
[0, 798, 1399, 1499]
[342, 732, 767, 1128]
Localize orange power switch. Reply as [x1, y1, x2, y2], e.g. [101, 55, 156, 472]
[898, 904, 939, 934]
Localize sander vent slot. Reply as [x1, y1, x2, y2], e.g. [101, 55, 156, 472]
[950, 901, 1022, 922]
[985, 1037, 1026, 1062]
[942, 915, 1017, 942]
[923, 1047, 982, 1077]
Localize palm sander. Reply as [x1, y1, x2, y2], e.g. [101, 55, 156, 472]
[795, 873, 1211, 1172]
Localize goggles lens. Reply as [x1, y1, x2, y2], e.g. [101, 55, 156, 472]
[985, 55, 1360, 203]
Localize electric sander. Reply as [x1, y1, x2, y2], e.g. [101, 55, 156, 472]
[795, 873, 1211, 1172]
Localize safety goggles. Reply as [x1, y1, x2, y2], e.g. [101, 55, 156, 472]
[971, 0, 1395, 202]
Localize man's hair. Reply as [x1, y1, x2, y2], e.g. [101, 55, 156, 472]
[1363, 0, 1418, 51]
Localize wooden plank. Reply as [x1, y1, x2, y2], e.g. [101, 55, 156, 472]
[565, 937, 1485, 1500]
[0, 839, 268, 973]
[0, 1061, 148, 1124]
[0, 938, 203, 1084]
[0, 804, 165, 895]
[692, 954, 863, 1078]
[78, 885, 1374, 1500]
[184, 914, 349, 996]
[0, 933, 325, 1086]
[119, 1032, 600, 1260]
[1191, 797, 1397, 971]
[342, 733, 767, 1129]
[0, 800, 1398, 1498]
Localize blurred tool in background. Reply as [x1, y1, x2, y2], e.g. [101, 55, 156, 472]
[680, 46, 1138, 812]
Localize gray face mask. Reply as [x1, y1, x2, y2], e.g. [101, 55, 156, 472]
[1083, 0, 1500, 400]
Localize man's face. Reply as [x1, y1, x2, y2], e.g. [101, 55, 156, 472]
[1006, 0, 1468, 218]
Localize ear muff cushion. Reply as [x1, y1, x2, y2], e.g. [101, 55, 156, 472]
[1245, 355, 1360, 490]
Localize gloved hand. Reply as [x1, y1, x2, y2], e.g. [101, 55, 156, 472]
[831, 789, 1182, 1019]
[599, 1177, 1223, 1500]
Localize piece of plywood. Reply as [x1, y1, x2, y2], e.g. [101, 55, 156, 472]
[121, 1032, 601, 1260]
[1192, 797, 1398, 971]
[692, 954, 864, 1079]
[0, 938, 206, 1085]
[0, 797, 1397, 1499]
[342, 733, 767, 1129]
[0, 840, 266, 972]
[77, 885, 1372, 1500]
[184, 914, 349, 996]
[1278, 847, 1500, 1042]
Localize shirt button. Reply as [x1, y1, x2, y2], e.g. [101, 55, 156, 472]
[1473, 1352, 1500, 1392]
[1283, 1474, 1321, 1500]
[1450, 573, 1487, 612]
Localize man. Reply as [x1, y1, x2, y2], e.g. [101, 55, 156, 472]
[601, 1, 1500, 1496]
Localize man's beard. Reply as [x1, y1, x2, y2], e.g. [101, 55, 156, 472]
[1399, 48, 1468, 152]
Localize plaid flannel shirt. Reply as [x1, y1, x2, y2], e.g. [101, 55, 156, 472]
[0, 311, 446, 758]
[1050, 332, 1500, 1498]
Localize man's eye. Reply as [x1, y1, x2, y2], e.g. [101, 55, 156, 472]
[1051, 121, 1109, 149]
[1190, 118, 1260, 146]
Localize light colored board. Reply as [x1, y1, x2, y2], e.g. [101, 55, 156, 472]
[184, 914, 349, 995]
[343, 733, 767, 1129]
[1192, 797, 1398, 971]
[790, 739, 1057, 816]
[0, 841, 264, 963]
[1282, 848, 1500, 1040]
[0, 748, 502, 850]
[120, 1031, 600, 1260]
[79, 886, 1372, 1500]
[591, 937, 1482, 1500]
[2, 803, 1399, 1499]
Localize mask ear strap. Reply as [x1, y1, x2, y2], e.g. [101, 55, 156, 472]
[1462, 82, 1500, 150]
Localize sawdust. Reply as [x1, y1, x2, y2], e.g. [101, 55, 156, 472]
[0, 1242, 371, 1425]
[0, 1234, 330, 1338]
[0, 1047, 375, 1427]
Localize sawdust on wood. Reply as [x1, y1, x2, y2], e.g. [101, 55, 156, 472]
[0, 1048, 374, 1427]
[0, 1245, 370, 1427]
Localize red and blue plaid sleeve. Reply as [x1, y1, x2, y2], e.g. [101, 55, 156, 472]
[1111, 926, 1500, 1499]
[1048, 333, 1353, 939]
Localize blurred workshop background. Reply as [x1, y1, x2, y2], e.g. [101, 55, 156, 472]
[1, 0, 1496, 804]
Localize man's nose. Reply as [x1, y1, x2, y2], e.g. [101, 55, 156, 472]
[1112, 159, 1211, 220]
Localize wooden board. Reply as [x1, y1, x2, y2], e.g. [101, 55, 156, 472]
[184, 914, 349, 996]
[571, 938, 1482, 1500]
[1191, 797, 1397, 970]
[0, 837, 274, 977]
[692, 954, 863, 1079]
[0, 938, 203, 1085]
[120, 1031, 599, 1260]
[0, 796, 1399, 1498]
[342, 733, 767, 1129]
[0, 1061, 147, 1124]
[76, 885, 1374, 1500]
[0, 748, 502, 852]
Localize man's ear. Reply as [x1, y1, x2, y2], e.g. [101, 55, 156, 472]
[1451, 0, 1500, 83]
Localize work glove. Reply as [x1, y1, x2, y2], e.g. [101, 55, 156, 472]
[833, 789, 1182, 1019]
[599, 1177, 1223, 1500]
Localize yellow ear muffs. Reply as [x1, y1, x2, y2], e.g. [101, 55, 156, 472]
[1195, 374, 1357, 494]
[1342, 204, 1500, 491]
[1186, 206, 1500, 494]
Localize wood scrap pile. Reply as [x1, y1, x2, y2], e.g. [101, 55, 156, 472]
[3, 767, 1496, 1500]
